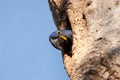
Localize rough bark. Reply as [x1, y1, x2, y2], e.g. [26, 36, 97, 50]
[48, 0, 120, 80]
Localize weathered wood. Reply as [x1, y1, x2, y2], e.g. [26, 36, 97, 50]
[49, 0, 120, 79]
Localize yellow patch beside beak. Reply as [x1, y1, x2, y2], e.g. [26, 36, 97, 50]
[60, 36, 67, 41]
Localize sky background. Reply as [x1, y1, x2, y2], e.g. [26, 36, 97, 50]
[0, 0, 69, 80]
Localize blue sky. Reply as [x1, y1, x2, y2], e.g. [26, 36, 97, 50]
[0, 0, 69, 80]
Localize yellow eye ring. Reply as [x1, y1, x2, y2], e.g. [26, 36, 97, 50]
[56, 31, 62, 34]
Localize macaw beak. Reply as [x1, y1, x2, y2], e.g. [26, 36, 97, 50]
[49, 38, 62, 50]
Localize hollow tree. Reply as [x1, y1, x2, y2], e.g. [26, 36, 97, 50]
[48, 0, 120, 80]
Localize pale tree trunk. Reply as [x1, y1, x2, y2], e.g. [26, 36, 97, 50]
[48, 0, 120, 80]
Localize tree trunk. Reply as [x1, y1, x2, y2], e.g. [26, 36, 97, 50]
[48, 0, 120, 80]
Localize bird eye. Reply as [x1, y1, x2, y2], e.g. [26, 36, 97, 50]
[57, 31, 62, 34]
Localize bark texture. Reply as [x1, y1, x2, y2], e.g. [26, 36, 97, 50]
[49, 0, 120, 80]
